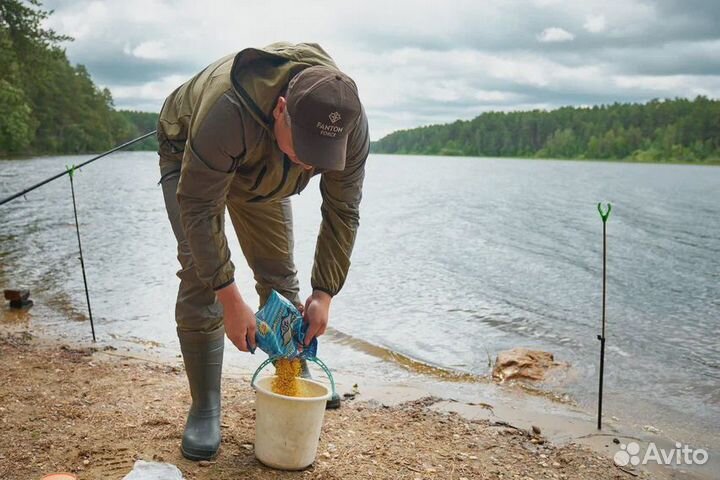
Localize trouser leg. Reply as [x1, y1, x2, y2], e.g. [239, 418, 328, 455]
[226, 197, 301, 308]
[161, 168, 224, 333]
[160, 162, 224, 459]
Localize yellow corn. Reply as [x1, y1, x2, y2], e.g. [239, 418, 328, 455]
[272, 358, 306, 397]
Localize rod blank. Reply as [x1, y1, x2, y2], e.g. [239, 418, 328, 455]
[0, 130, 157, 207]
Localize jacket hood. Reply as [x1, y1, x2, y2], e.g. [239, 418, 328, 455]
[230, 42, 339, 132]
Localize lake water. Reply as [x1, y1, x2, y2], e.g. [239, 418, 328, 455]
[1, 153, 718, 453]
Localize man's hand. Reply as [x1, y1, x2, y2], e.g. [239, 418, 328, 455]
[303, 290, 332, 346]
[216, 283, 257, 352]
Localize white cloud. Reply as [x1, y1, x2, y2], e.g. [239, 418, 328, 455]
[126, 41, 168, 60]
[612, 74, 720, 96]
[584, 14, 606, 33]
[473, 90, 520, 102]
[537, 27, 575, 43]
[109, 75, 188, 103]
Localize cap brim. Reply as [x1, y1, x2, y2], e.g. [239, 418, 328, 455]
[291, 122, 347, 171]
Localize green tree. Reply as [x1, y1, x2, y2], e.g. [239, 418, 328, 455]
[0, 80, 34, 151]
[0, 0, 158, 156]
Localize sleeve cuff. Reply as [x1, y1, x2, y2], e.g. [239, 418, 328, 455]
[312, 286, 336, 298]
[213, 277, 235, 291]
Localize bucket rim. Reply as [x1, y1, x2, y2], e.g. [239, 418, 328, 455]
[253, 375, 332, 402]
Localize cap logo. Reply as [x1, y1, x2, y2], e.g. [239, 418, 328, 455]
[316, 112, 344, 138]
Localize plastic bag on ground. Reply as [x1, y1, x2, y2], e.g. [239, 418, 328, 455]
[255, 290, 318, 359]
[121, 460, 183, 479]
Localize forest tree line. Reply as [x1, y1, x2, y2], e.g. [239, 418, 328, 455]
[0, 0, 158, 157]
[372, 97, 720, 163]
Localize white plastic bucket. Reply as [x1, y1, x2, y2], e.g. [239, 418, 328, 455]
[253, 375, 331, 470]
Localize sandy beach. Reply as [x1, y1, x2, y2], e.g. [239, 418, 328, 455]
[0, 327, 655, 480]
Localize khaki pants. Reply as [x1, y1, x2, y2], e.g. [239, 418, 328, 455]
[159, 159, 300, 334]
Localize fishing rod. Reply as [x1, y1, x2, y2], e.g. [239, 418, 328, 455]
[0, 130, 156, 207]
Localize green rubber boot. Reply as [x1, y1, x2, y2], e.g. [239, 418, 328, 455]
[299, 359, 341, 410]
[178, 328, 224, 460]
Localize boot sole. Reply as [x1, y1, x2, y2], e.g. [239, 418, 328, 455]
[181, 444, 219, 461]
[326, 393, 342, 410]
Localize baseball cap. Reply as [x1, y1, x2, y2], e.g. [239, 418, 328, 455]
[286, 66, 361, 171]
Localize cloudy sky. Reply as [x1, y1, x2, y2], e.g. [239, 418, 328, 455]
[44, 0, 720, 139]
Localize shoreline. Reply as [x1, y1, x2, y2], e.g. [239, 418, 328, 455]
[0, 324, 714, 479]
[3, 151, 720, 167]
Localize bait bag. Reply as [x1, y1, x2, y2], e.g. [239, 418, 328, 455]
[255, 290, 317, 359]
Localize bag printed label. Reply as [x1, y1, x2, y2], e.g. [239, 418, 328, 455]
[255, 290, 318, 359]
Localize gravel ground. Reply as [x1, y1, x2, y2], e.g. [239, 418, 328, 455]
[0, 331, 643, 480]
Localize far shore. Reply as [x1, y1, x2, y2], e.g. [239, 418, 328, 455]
[369, 151, 720, 166]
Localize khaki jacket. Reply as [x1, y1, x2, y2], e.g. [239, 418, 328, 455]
[157, 42, 369, 296]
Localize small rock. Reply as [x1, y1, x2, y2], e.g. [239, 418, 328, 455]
[492, 348, 568, 382]
[612, 438, 620, 444]
[82, 459, 90, 466]
[644, 425, 660, 434]
[552, 462, 561, 468]
[198, 460, 214, 467]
